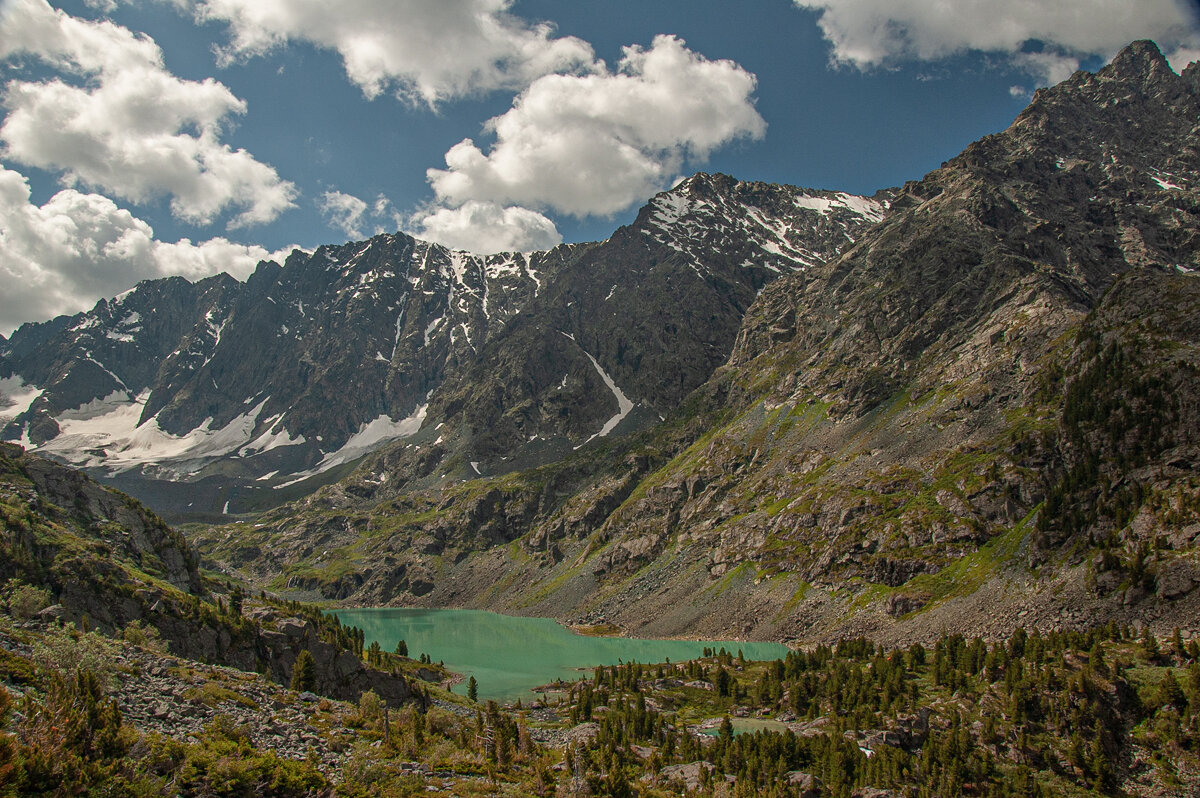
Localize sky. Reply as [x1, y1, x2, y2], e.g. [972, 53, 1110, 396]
[2, 0, 1200, 335]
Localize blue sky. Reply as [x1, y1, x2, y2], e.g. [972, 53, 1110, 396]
[2, 0, 1199, 334]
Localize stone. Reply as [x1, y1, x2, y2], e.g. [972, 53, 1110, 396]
[784, 771, 823, 797]
[1156, 561, 1199, 600]
[658, 762, 715, 792]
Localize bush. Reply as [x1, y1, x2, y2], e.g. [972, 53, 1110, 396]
[121, 620, 169, 654]
[174, 715, 328, 796]
[358, 689, 383, 723]
[3, 579, 51, 620]
[30, 624, 117, 686]
[13, 668, 128, 793]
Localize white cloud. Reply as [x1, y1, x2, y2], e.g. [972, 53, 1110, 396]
[319, 191, 368, 238]
[0, 0, 296, 228]
[318, 190, 404, 240]
[412, 200, 561, 254]
[427, 34, 766, 218]
[184, 0, 597, 106]
[794, 0, 1200, 85]
[0, 165, 294, 335]
[1169, 46, 1200, 71]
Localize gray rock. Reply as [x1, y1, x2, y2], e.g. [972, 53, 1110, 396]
[1157, 561, 1199, 600]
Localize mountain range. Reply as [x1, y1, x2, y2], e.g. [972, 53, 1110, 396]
[1, 175, 885, 520]
[3, 40, 1200, 645]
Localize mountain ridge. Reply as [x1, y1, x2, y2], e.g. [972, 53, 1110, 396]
[1, 175, 888, 518]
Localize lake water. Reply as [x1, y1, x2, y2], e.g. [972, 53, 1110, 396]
[335, 608, 791, 702]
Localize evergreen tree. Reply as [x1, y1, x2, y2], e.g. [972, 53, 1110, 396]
[1159, 669, 1185, 712]
[468, 675, 479, 702]
[290, 650, 316, 692]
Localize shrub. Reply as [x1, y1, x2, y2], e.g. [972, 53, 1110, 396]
[30, 624, 118, 686]
[3, 579, 51, 620]
[358, 689, 383, 723]
[121, 620, 169, 654]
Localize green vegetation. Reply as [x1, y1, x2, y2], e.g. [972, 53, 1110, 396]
[4, 605, 1197, 796]
[290, 650, 316, 692]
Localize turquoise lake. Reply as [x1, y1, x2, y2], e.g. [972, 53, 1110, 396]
[335, 608, 791, 702]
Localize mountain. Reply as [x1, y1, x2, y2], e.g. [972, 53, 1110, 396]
[0, 179, 885, 519]
[186, 41, 1200, 644]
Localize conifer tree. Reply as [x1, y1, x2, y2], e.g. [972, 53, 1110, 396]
[290, 650, 316, 692]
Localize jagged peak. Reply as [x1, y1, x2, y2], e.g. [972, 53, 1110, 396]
[1103, 39, 1171, 80]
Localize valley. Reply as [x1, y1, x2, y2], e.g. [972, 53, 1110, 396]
[1, 38, 1200, 798]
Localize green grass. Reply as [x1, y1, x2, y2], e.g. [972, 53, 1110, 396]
[903, 507, 1038, 608]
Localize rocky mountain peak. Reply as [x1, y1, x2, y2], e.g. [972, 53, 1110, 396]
[1102, 39, 1174, 84]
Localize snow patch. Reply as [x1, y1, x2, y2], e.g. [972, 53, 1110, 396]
[277, 403, 429, 487]
[793, 191, 885, 221]
[239, 414, 306, 457]
[1151, 173, 1183, 190]
[447, 250, 471, 286]
[0, 376, 43, 423]
[84, 356, 128, 391]
[650, 192, 692, 227]
[470, 461, 481, 475]
[525, 262, 542, 295]
[568, 346, 634, 450]
[424, 316, 444, 346]
[33, 392, 271, 475]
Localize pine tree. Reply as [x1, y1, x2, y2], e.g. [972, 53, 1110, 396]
[291, 649, 316, 692]
[468, 675, 479, 702]
[1159, 669, 1185, 712]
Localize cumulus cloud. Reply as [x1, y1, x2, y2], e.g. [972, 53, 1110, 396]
[319, 191, 369, 238]
[182, 0, 596, 106]
[318, 190, 404, 239]
[0, 166, 294, 335]
[427, 34, 766, 218]
[0, 0, 296, 228]
[412, 200, 561, 254]
[794, 0, 1200, 85]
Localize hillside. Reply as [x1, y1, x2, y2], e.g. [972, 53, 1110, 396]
[0, 442, 415, 702]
